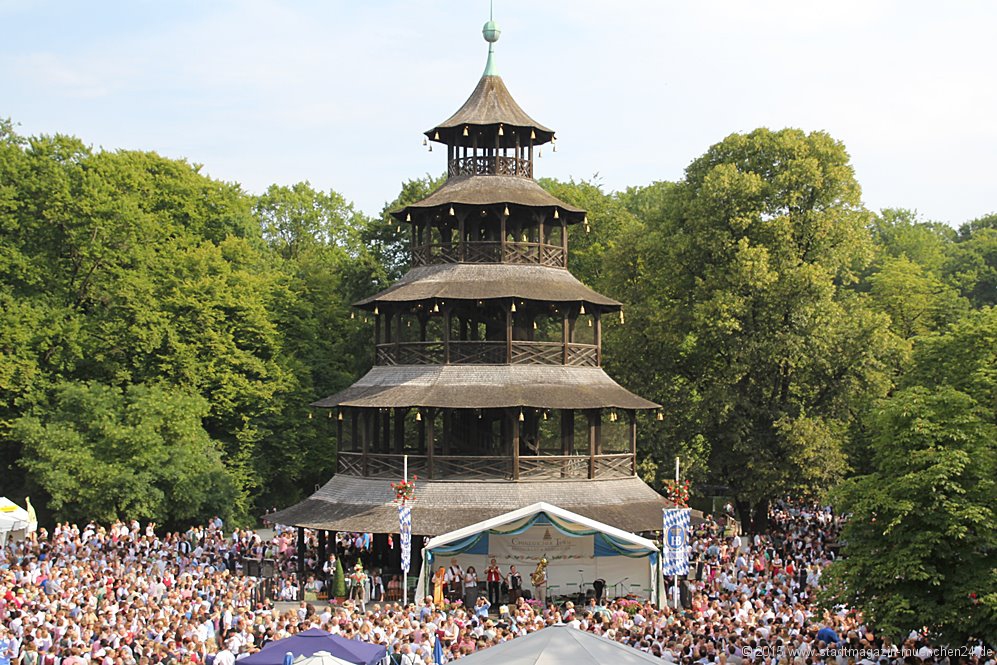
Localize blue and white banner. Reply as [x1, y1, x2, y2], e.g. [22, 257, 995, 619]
[399, 504, 412, 573]
[661, 508, 690, 576]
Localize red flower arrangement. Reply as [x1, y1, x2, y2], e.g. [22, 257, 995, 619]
[391, 476, 418, 504]
[664, 479, 690, 508]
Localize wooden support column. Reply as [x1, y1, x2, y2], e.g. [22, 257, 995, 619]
[506, 303, 513, 363]
[629, 410, 638, 476]
[350, 409, 359, 452]
[561, 216, 568, 268]
[588, 410, 597, 480]
[562, 310, 570, 364]
[594, 410, 603, 456]
[361, 410, 370, 476]
[443, 308, 452, 364]
[442, 409, 451, 455]
[458, 211, 466, 261]
[336, 409, 344, 454]
[595, 313, 603, 366]
[500, 210, 507, 261]
[561, 409, 574, 455]
[396, 310, 403, 357]
[381, 409, 391, 453]
[394, 408, 405, 453]
[317, 529, 326, 568]
[296, 527, 306, 599]
[511, 409, 521, 480]
[426, 408, 436, 479]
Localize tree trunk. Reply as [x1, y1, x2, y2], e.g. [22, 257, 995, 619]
[752, 498, 770, 534]
[735, 499, 753, 532]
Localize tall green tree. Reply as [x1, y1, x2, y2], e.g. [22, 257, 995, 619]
[13, 381, 239, 525]
[603, 129, 900, 528]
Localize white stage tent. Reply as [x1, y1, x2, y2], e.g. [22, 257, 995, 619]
[416, 502, 663, 607]
[0, 497, 35, 546]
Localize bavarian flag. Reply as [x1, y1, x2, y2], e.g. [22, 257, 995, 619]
[662, 508, 690, 576]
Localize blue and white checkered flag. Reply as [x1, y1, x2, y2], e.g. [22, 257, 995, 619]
[399, 503, 412, 574]
[662, 508, 690, 576]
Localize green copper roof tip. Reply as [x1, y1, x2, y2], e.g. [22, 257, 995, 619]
[482, 19, 501, 76]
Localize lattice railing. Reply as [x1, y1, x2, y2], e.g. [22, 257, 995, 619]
[411, 243, 458, 267]
[376, 342, 445, 365]
[366, 454, 408, 478]
[565, 344, 598, 367]
[463, 242, 502, 263]
[593, 453, 634, 478]
[540, 244, 565, 268]
[449, 341, 506, 364]
[338, 452, 363, 476]
[448, 155, 532, 178]
[519, 455, 590, 479]
[503, 242, 540, 264]
[510, 341, 563, 365]
[435, 455, 512, 479]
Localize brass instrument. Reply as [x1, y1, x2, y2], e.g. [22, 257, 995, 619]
[530, 556, 548, 586]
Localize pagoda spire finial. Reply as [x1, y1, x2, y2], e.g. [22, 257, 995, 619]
[482, 3, 501, 77]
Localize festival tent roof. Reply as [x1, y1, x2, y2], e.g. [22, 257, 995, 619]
[453, 625, 663, 664]
[423, 501, 659, 553]
[418, 502, 663, 606]
[0, 498, 32, 545]
[237, 629, 384, 665]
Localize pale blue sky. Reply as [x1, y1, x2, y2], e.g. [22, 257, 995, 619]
[2, 1, 994, 225]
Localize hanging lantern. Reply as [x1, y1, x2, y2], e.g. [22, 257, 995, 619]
[518, 409, 525, 422]
[503, 205, 510, 217]
[530, 129, 536, 140]
[537, 149, 542, 158]
[542, 410, 548, 421]
[422, 138, 427, 147]
[338, 410, 344, 422]
[395, 225, 401, 233]
[327, 410, 332, 419]
[610, 411, 618, 422]
[415, 410, 422, 422]
[434, 131, 440, 140]
[620, 310, 625, 324]
[553, 209, 559, 219]
[463, 126, 469, 137]
[579, 303, 586, 315]
[428, 143, 432, 152]
[511, 301, 516, 313]
[587, 318, 592, 328]
[373, 306, 379, 315]
[498, 123, 504, 136]
[432, 302, 440, 313]
[552, 137, 557, 153]
[307, 411, 313, 420]
[533, 321, 538, 330]
[350, 311, 355, 320]
[449, 206, 455, 216]
[656, 411, 664, 421]
[406, 212, 412, 222]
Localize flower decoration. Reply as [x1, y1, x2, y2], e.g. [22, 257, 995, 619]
[664, 479, 690, 508]
[391, 476, 418, 504]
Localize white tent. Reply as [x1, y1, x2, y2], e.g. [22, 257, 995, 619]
[453, 625, 663, 664]
[0, 497, 33, 546]
[417, 502, 663, 607]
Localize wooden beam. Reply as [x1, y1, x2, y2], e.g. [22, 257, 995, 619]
[511, 409, 521, 480]
[588, 410, 596, 479]
[394, 408, 405, 454]
[562, 409, 574, 455]
[427, 408, 436, 479]
[629, 410, 638, 476]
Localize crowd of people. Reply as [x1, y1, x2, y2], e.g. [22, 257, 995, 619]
[1, 503, 992, 665]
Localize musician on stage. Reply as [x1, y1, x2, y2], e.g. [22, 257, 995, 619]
[485, 558, 503, 605]
[444, 558, 464, 602]
[530, 556, 548, 607]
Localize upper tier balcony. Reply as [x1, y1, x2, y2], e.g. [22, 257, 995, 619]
[448, 154, 533, 178]
[411, 240, 566, 269]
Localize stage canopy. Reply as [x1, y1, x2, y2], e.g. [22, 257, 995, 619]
[0, 497, 34, 547]
[238, 628, 384, 665]
[453, 625, 663, 664]
[417, 502, 662, 606]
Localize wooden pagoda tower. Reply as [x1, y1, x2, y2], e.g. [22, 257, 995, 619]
[272, 18, 670, 547]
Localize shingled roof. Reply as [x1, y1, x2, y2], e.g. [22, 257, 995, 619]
[355, 263, 619, 309]
[391, 175, 582, 222]
[311, 365, 658, 410]
[426, 75, 555, 148]
[268, 475, 674, 535]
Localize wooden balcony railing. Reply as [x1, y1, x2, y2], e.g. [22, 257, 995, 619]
[375, 341, 599, 367]
[411, 241, 565, 268]
[448, 155, 532, 178]
[337, 451, 634, 481]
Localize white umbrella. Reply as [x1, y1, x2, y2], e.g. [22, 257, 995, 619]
[293, 651, 354, 665]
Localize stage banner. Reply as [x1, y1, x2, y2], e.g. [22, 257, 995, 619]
[489, 523, 592, 562]
[399, 504, 412, 573]
[661, 508, 690, 576]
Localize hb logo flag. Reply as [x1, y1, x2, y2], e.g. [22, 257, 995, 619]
[399, 503, 412, 574]
[662, 508, 690, 576]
